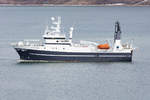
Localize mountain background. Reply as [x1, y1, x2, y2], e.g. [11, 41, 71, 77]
[0, 0, 150, 5]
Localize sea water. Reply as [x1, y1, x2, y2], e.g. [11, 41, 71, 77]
[0, 6, 150, 100]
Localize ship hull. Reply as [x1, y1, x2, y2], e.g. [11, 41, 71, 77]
[15, 48, 133, 62]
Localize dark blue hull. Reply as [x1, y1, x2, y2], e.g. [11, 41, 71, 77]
[15, 48, 133, 62]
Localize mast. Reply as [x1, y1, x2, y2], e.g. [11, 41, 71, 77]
[114, 21, 121, 42]
[50, 16, 61, 33]
[113, 21, 123, 51]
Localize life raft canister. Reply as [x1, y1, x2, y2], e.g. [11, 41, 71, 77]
[97, 43, 110, 49]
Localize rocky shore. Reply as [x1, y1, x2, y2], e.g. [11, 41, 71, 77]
[0, 0, 150, 6]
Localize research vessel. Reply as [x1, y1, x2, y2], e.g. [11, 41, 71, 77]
[12, 17, 133, 62]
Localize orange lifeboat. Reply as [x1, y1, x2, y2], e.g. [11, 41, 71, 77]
[97, 43, 110, 49]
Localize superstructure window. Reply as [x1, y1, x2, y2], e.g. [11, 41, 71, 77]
[44, 37, 65, 39]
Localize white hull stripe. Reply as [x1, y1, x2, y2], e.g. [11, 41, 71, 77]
[29, 53, 130, 57]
